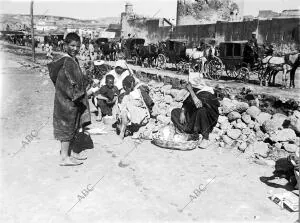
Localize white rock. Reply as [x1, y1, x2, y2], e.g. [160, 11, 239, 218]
[293, 110, 300, 119]
[238, 141, 247, 151]
[220, 98, 236, 114]
[288, 113, 300, 134]
[274, 142, 282, 149]
[272, 113, 287, 125]
[269, 129, 297, 142]
[252, 141, 269, 158]
[165, 95, 173, 104]
[242, 113, 252, 124]
[235, 102, 249, 113]
[169, 89, 180, 98]
[222, 135, 234, 145]
[227, 129, 242, 140]
[254, 122, 261, 132]
[234, 122, 247, 130]
[282, 143, 298, 153]
[228, 111, 241, 122]
[161, 84, 172, 93]
[239, 134, 248, 141]
[248, 121, 255, 129]
[242, 128, 252, 135]
[220, 122, 232, 131]
[246, 106, 261, 118]
[256, 130, 266, 141]
[219, 141, 225, 147]
[256, 112, 272, 125]
[157, 115, 171, 124]
[262, 119, 282, 134]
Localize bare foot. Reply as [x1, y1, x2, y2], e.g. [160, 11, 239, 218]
[60, 157, 83, 166]
[198, 139, 213, 149]
[119, 124, 126, 139]
[96, 113, 102, 122]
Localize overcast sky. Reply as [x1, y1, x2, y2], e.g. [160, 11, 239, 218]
[1, 0, 299, 20]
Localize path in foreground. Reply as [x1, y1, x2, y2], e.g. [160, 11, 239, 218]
[0, 50, 297, 222]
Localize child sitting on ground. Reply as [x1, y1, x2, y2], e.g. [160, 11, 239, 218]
[93, 74, 119, 121]
[117, 76, 151, 139]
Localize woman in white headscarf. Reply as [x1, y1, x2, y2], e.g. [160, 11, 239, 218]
[171, 70, 220, 148]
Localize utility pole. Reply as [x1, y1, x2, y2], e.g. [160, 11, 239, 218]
[30, 0, 35, 62]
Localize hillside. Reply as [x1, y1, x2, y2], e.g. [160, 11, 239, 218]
[0, 14, 120, 31]
[96, 17, 120, 25]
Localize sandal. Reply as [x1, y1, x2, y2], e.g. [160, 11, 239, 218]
[59, 157, 83, 166]
[198, 139, 214, 149]
[71, 151, 88, 160]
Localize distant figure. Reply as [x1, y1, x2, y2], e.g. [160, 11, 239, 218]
[45, 43, 53, 60]
[249, 32, 258, 48]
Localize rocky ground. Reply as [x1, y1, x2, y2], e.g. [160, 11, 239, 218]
[135, 82, 300, 161]
[0, 42, 299, 223]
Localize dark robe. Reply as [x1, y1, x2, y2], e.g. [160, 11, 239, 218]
[171, 90, 220, 140]
[48, 56, 91, 141]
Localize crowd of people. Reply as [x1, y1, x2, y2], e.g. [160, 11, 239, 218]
[48, 32, 220, 166]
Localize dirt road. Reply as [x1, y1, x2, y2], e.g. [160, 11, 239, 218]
[0, 48, 298, 223]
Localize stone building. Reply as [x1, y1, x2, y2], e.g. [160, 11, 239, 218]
[176, 0, 244, 25]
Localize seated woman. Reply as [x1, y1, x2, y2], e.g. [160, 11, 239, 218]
[117, 76, 151, 139]
[171, 70, 220, 148]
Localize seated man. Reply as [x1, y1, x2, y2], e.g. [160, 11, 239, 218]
[93, 74, 119, 121]
[117, 76, 151, 139]
[171, 70, 220, 149]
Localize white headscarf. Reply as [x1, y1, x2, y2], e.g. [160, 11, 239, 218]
[188, 69, 214, 94]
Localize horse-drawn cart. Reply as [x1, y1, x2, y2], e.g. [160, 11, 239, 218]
[157, 39, 188, 71]
[218, 41, 264, 82]
[123, 38, 145, 64]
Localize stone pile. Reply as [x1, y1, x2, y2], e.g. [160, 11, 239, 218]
[134, 81, 300, 160]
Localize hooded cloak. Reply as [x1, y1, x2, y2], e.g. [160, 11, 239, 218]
[48, 56, 91, 141]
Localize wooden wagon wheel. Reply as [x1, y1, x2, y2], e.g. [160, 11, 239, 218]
[192, 60, 201, 72]
[225, 64, 238, 79]
[237, 67, 250, 83]
[206, 58, 223, 80]
[157, 54, 166, 68]
[176, 61, 184, 72]
[256, 63, 267, 83]
[181, 62, 190, 74]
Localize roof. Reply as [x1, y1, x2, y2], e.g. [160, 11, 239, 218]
[281, 9, 300, 17]
[0, 30, 25, 35]
[258, 10, 280, 19]
[220, 41, 248, 44]
[167, 39, 188, 43]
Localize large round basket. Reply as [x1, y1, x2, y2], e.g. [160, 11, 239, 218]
[151, 138, 199, 151]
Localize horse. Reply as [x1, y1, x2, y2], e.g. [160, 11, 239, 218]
[136, 44, 159, 67]
[110, 41, 119, 61]
[185, 43, 214, 73]
[261, 53, 300, 88]
[100, 42, 119, 61]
